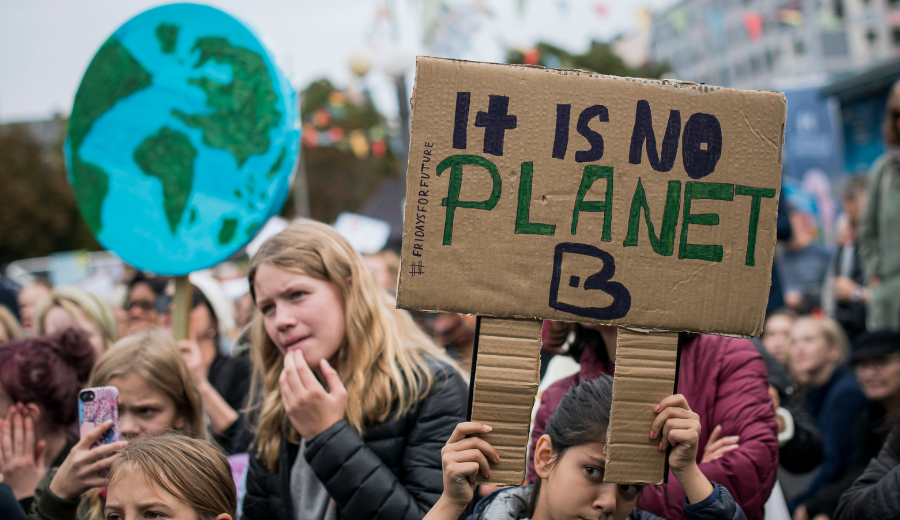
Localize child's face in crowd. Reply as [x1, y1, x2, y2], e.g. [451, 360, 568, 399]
[533, 437, 641, 520]
[107, 374, 184, 440]
[789, 321, 837, 383]
[762, 315, 792, 365]
[856, 352, 900, 403]
[254, 263, 346, 370]
[18, 284, 50, 333]
[44, 305, 105, 357]
[105, 469, 231, 520]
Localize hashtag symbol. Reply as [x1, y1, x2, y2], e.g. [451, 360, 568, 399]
[409, 261, 424, 277]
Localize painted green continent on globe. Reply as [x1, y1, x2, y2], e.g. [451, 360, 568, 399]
[66, 4, 299, 275]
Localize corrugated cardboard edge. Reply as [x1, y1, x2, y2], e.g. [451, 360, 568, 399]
[470, 317, 542, 486]
[604, 329, 680, 485]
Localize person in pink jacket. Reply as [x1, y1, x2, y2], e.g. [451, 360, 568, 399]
[529, 322, 778, 520]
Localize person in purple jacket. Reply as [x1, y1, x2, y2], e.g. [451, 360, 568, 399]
[425, 375, 746, 520]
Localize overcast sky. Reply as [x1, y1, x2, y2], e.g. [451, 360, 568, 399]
[0, 0, 677, 124]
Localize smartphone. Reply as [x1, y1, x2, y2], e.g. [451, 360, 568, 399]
[79, 386, 121, 448]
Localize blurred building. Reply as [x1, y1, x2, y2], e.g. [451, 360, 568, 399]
[651, 0, 900, 90]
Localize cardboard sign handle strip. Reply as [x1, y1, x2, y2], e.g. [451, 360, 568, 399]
[469, 317, 542, 485]
[604, 329, 680, 485]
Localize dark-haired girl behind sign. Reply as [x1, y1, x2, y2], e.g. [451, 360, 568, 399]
[426, 375, 747, 520]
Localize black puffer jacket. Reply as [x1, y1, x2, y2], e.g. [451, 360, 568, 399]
[833, 432, 900, 520]
[242, 358, 467, 520]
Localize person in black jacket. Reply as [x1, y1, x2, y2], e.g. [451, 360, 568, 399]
[427, 376, 746, 520]
[833, 429, 900, 519]
[242, 220, 467, 520]
[830, 331, 900, 520]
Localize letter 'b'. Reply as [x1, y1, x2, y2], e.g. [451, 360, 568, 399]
[437, 155, 502, 245]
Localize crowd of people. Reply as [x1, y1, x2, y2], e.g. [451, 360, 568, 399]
[0, 88, 899, 520]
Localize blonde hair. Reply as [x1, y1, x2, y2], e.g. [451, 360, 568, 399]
[0, 305, 24, 342]
[793, 315, 849, 365]
[248, 219, 458, 471]
[89, 329, 208, 441]
[35, 286, 119, 351]
[80, 330, 209, 520]
[107, 434, 236, 520]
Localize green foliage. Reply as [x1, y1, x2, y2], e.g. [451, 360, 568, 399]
[0, 123, 99, 266]
[507, 41, 666, 79]
[284, 78, 397, 223]
[301, 79, 384, 131]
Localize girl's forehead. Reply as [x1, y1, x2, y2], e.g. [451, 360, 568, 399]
[565, 440, 608, 461]
[108, 465, 176, 503]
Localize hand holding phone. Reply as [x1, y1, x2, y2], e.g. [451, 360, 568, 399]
[48, 387, 127, 500]
[78, 387, 120, 447]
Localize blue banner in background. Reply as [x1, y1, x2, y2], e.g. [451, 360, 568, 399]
[782, 87, 845, 245]
[783, 87, 843, 181]
[841, 92, 888, 174]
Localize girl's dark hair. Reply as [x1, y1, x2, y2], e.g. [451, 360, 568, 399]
[0, 328, 96, 427]
[529, 375, 615, 514]
[545, 375, 614, 457]
[571, 325, 611, 366]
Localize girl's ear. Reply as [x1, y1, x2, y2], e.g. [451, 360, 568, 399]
[173, 414, 185, 431]
[215, 514, 232, 520]
[534, 434, 556, 480]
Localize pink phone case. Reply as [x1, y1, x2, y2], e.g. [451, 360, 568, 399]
[78, 386, 121, 447]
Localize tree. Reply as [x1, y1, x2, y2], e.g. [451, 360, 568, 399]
[0, 123, 99, 266]
[282, 79, 398, 223]
[507, 41, 667, 79]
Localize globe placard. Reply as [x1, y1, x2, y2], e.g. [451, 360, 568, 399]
[66, 3, 300, 275]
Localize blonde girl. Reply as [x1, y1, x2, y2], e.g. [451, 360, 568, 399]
[787, 315, 867, 516]
[0, 304, 24, 344]
[104, 434, 236, 520]
[28, 329, 208, 520]
[34, 286, 119, 356]
[243, 219, 467, 520]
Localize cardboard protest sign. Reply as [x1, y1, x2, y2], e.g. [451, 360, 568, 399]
[398, 57, 785, 337]
[397, 57, 786, 485]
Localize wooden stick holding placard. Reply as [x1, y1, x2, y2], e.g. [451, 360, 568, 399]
[468, 317, 542, 485]
[172, 276, 192, 342]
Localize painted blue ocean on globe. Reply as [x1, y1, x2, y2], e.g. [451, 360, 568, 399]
[66, 3, 299, 275]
